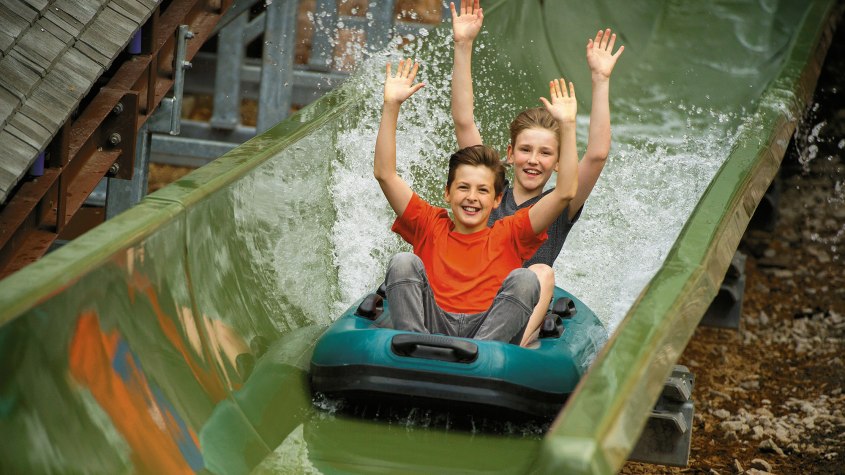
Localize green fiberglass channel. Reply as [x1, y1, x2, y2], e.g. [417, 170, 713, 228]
[0, 0, 837, 473]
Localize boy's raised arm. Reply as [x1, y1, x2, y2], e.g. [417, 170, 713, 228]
[374, 59, 425, 217]
[570, 28, 624, 219]
[450, 0, 484, 148]
[529, 79, 579, 235]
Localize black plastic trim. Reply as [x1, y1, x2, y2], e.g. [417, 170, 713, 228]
[310, 363, 569, 417]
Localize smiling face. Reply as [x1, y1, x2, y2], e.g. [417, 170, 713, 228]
[444, 164, 503, 234]
[507, 127, 560, 199]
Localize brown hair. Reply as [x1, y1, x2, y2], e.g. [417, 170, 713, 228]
[509, 107, 560, 146]
[447, 145, 506, 196]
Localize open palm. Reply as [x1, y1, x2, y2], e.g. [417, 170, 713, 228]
[451, 0, 483, 43]
[587, 28, 624, 80]
[539, 78, 577, 124]
[383, 59, 424, 105]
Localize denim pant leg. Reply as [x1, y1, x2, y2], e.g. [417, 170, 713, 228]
[472, 268, 539, 342]
[382, 253, 448, 334]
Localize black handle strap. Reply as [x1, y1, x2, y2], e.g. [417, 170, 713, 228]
[391, 333, 478, 363]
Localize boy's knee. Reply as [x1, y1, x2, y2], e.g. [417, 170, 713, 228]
[502, 268, 540, 301]
[527, 264, 554, 288]
[386, 252, 424, 282]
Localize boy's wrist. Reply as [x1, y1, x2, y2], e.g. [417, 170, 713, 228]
[591, 73, 611, 84]
[454, 38, 475, 48]
[382, 100, 403, 111]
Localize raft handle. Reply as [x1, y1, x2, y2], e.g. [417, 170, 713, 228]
[356, 294, 384, 320]
[391, 334, 478, 363]
[552, 297, 577, 319]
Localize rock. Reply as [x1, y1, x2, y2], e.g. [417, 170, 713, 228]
[759, 439, 785, 456]
[750, 458, 772, 471]
[746, 469, 774, 475]
[710, 389, 733, 401]
[732, 458, 743, 473]
[713, 409, 731, 420]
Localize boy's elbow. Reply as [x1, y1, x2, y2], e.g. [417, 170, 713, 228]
[373, 170, 389, 184]
[558, 182, 578, 203]
[584, 150, 609, 164]
[453, 116, 475, 131]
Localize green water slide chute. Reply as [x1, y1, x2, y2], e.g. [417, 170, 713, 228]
[0, 0, 839, 473]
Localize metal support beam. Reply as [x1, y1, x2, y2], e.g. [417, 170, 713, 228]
[309, 0, 337, 71]
[257, 0, 297, 133]
[106, 123, 152, 219]
[211, 11, 248, 130]
[629, 366, 695, 467]
[700, 251, 747, 329]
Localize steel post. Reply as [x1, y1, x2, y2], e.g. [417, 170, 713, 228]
[211, 12, 248, 130]
[106, 123, 151, 219]
[257, 0, 297, 133]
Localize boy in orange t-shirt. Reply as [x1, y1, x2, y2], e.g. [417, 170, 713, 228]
[374, 59, 579, 343]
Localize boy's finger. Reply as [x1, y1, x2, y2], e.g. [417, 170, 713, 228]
[568, 81, 575, 98]
[450, 2, 457, 20]
[607, 32, 617, 52]
[601, 28, 611, 49]
[539, 97, 552, 109]
[613, 44, 625, 58]
[409, 61, 420, 82]
[386, 62, 392, 78]
[549, 80, 557, 99]
[594, 29, 602, 45]
[474, 0, 480, 14]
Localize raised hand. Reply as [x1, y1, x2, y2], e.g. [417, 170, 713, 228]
[451, 0, 483, 44]
[383, 59, 425, 105]
[539, 78, 576, 124]
[587, 28, 624, 81]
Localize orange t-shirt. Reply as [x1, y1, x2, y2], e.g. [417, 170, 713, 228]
[391, 193, 547, 313]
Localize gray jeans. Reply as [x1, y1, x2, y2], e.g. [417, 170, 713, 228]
[380, 253, 539, 343]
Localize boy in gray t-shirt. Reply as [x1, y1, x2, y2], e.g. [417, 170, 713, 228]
[451, 0, 624, 345]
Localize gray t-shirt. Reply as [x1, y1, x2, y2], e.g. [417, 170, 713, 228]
[487, 182, 582, 267]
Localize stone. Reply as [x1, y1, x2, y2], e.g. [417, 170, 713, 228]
[750, 458, 772, 471]
[759, 439, 785, 456]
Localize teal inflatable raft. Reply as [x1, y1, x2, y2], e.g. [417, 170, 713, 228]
[310, 286, 607, 418]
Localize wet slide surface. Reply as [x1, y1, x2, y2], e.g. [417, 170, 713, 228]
[0, 1, 837, 473]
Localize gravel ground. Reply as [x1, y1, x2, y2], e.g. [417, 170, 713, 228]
[623, 22, 845, 475]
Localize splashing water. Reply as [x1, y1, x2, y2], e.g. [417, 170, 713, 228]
[234, 23, 752, 336]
